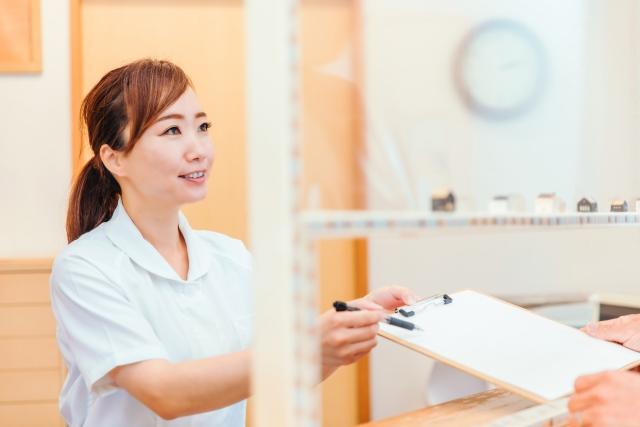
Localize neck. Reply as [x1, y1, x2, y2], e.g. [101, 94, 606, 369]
[120, 192, 182, 253]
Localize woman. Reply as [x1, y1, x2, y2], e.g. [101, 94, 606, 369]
[50, 59, 415, 426]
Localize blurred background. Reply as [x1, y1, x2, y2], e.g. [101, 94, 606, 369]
[3, 0, 640, 426]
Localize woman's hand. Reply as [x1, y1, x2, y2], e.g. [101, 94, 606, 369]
[319, 286, 416, 379]
[583, 314, 640, 351]
[319, 301, 384, 379]
[568, 370, 640, 427]
[353, 285, 417, 313]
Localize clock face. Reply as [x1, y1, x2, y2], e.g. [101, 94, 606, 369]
[454, 20, 546, 120]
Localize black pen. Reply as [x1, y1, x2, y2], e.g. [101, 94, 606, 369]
[333, 300, 423, 332]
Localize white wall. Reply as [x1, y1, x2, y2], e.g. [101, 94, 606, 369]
[0, 0, 71, 257]
[362, 0, 594, 208]
[362, 0, 640, 420]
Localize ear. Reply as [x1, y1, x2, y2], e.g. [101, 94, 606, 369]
[99, 144, 127, 178]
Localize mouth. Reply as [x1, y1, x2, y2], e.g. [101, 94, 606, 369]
[179, 170, 206, 181]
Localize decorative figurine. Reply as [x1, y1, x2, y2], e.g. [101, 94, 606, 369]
[488, 194, 525, 214]
[610, 199, 629, 212]
[432, 189, 455, 212]
[535, 193, 565, 214]
[577, 197, 598, 213]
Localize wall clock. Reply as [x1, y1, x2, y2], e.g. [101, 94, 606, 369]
[454, 19, 547, 121]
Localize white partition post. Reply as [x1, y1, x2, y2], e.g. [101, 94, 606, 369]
[246, 0, 320, 426]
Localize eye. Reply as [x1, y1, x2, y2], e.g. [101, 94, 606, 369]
[162, 126, 181, 136]
[199, 122, 212, 132]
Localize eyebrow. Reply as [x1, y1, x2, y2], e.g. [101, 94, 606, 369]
[155, 112, 207, 123]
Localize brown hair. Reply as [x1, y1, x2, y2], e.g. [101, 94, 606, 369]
[66, 59, 192, 242]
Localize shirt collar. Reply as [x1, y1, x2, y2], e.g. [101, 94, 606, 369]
[104, 199, 211, 282]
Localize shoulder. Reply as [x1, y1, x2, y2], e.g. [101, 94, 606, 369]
[194, 230, 252, 271]
[51, 224, 121, 288]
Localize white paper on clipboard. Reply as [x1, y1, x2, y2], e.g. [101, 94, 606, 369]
[379, 290, 640, 402]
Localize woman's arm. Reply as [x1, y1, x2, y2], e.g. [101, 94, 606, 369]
[112, 311, 380, 420]
[111, 285, 416, 419]
[113, 310, 382, 418]
[110, 349, 251, 420]
[109, 311, 380, 420]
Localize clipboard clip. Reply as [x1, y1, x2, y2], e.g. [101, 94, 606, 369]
[395, 293, 453, 318]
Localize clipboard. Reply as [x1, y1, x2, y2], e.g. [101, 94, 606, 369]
[378, 290, 640, 403]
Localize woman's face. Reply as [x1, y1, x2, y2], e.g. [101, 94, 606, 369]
[109, 88, 214, 208]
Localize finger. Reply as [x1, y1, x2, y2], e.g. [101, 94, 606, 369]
[349, 298, 384, 312]
[621, 331, 640, 352]
[566, 412, 580, 427]
[334, 323, 379, 345]
[578, 408, 605, 427]
[381, 285, 417, 306]
[569, 389, 599, 413]
[583, 317, 634, 343]
[574, 372, 610, 393]
[351, 348, 374, 362]
[367, 286, 418, 310]
[339, 338, 378, 364]
[335, 310, 385, 328]
[566, 410, 590, 427]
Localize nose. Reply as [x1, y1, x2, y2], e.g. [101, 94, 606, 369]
[185, 133, 212, 163]
[186, 147, 203, 162]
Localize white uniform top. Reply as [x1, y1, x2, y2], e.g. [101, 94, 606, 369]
[50, 200, 253, 427]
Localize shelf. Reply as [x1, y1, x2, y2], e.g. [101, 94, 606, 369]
[300, 210, 640, 238]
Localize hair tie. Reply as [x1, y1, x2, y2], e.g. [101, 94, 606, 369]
[91, 154, 101, 169]
[92, 155, 111, 181]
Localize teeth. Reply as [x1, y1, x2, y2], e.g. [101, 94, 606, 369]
[184, 171, 204, 179]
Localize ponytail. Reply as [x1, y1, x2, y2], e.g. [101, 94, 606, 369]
[66, 157, 120, 242]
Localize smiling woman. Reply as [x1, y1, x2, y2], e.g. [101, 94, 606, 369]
[97, 87, 214, 226]
[50, 58, 413, 427]
[67, 59, 199, 242]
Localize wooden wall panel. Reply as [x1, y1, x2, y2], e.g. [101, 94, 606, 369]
[0, 371, 60, 402]
[0, 338, 59, 370]
[0, 306, 56, 337]
[0, 273, 51, 304]
[0, 260, 64, 427]
[0, 403, 61, 427]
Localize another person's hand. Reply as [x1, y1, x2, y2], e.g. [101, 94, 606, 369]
[583, 314, 640, 351]
[568, 370, 640, 427]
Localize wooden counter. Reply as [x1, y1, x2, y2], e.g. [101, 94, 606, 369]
[360, 389, 536, 427]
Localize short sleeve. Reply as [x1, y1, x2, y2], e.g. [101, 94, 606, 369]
[50, 255, 168, 396]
